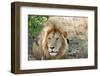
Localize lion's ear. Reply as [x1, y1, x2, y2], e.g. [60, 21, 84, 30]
[63, 31, 67, 38]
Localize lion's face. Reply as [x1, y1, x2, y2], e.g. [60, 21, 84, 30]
[41, 23, 68, 59]
[47, 31, 63, 56]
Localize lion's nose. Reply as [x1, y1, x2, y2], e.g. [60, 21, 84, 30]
[50, 47, 55, 49]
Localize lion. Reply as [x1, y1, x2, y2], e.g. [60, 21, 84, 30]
[32, 19, 69, 60]
[41, 24, 69, 59]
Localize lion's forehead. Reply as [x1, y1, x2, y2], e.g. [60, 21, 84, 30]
[48, 31, 60, 38]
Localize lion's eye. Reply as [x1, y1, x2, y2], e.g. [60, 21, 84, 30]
[56, 38, 59, 40]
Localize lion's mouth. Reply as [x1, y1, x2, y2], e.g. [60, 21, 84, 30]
[50, 53, 57, 56]
[49, 51, 58, 56]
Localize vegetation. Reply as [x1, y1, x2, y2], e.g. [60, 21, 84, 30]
[28, 15, 48, 38]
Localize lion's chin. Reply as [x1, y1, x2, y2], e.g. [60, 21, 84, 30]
[50, 53, 57, 56]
